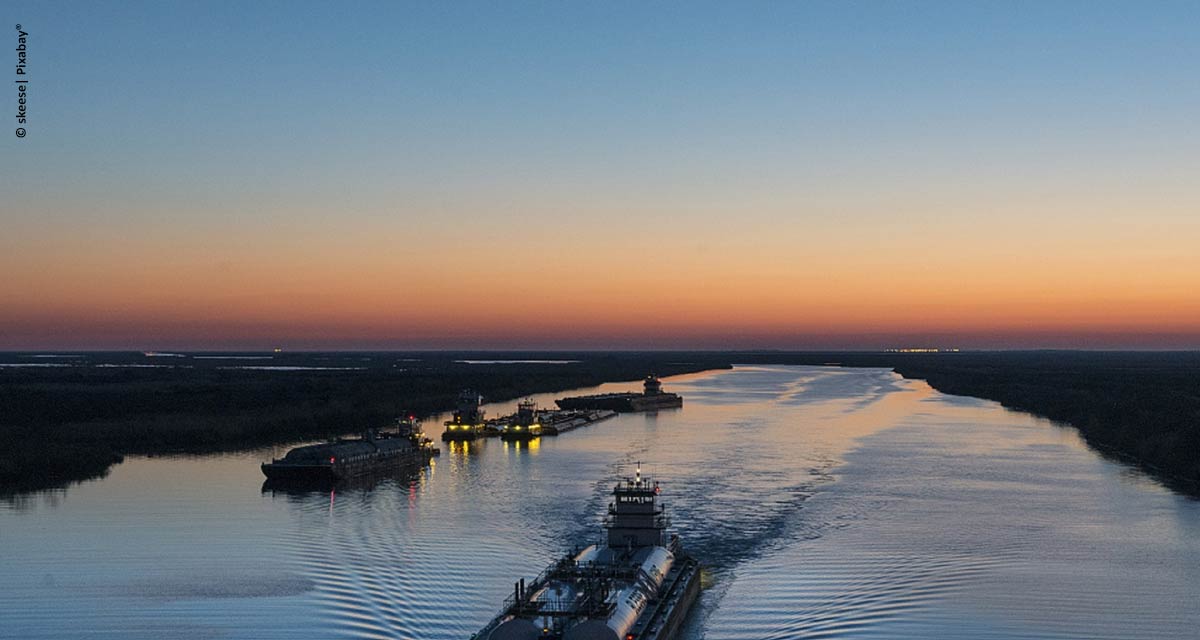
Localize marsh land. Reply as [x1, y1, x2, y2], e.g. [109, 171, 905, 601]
[2, 350, 1197, 496]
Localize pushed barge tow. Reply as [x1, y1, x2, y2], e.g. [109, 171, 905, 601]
[498, 399, 545, 441]
[489, 399, 617, 440]
[261, 415, 438, 483]
[555, 376, 683, 413]
[444, 389, 489, 441]
[473, 464, 701, 640]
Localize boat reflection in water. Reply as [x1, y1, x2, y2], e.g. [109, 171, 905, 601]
[501, 437, 541, 454]
[261, 464, 427, 498]
[446, 439, 483, 456]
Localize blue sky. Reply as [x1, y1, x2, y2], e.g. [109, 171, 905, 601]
[3, 2, 1199, 349]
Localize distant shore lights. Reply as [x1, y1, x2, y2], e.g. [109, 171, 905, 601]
[883, 348, 961, 353]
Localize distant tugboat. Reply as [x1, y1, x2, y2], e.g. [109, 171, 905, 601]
[444, 389, 488, 441]
[261, 415, 438, 483]
[473, 463, 702, 640]
[498, 399, 544, 441]
[556, 375, 683, 413]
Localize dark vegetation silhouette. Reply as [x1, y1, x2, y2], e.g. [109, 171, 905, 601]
[3, 350, 1197, 497]
[729, 351, 1200, 496]
[892, 352, 1200, 497]
[0, 352, 727, 492]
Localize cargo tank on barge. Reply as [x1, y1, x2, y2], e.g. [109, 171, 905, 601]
[473, 464, 701, 640]
[261, 415, 438, 484]
[555, 375, 683, 413]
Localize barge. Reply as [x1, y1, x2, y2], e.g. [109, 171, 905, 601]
[492, 402, 618, 439]
[556, 376, 682, 413]
[473, 464, 701, 640]
[261, 415, 438, 484]
[540, 409, 617, 435]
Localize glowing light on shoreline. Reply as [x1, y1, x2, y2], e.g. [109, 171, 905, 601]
[884, 348, 962, 353]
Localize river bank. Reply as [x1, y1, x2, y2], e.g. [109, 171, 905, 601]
[5, 365, 1198, 640]
[5, 350, 1197, 498]
[0, 352, 730, 493]
[727, 351, 1200, 497]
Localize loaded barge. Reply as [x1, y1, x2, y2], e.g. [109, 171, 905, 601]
[261, 415, 438, 484]
[491, 400, 617, 441]
[556, 376, 682, 413]
[473, 464, 701, 640]
[541, 409, 617, 435]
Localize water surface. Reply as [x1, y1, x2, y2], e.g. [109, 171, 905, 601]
[3, 366, 1198, 639]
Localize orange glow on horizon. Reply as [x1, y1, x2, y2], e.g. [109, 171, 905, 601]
[4, 249, 1198, 349]
[7, 3, 1200, 351]
[6, 186, 1199, 350]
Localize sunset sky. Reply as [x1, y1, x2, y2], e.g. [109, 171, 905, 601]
[3, 2, 1199, 350]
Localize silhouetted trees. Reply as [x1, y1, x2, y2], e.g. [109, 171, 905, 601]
[4, 350, 1197, 497]
[726, 350, 1200, 495]
[0, 352, 728, 492]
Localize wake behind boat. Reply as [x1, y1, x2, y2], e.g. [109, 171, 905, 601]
[473, 463, 701, 640]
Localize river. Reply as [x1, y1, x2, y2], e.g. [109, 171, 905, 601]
[3, 366, 1198, 639]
